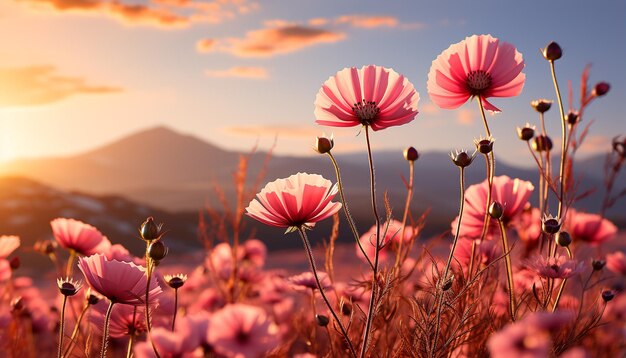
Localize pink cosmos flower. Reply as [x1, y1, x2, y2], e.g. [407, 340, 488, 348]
[91, 300, 147, 338]
[356, 220, 414, 264]
[51, 218, 111, 256]
[565, 209, 617, 246]
[606, 251, 626, 275]
[287, 271, 332, 292]
[452, 237, 499, 272]
[452, 176, 534, 240]
[78, 254, 162, 305]
[245, 173, 342, 230]
[524, 255, 583, 279]
[206, 304, 280, 358]
[514, 206, 542, 244]
[314, 65, 419, 131]
[134, 316, 203, 357]
[427, 34, 525, 112]
[0, 235, 20, 258]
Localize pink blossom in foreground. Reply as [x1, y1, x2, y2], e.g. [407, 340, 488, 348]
[245, 173, 342, 230]
[134, 316, 204, 357]
[524, 255, 583, 279]
[51, 218, 111, 256]
[514, 206, 542, 244]
[0, 235, 20, 258]
[565, 209, 617, 246]
[314, 65, 419, 131]
[451, 176, 534, 240]
[606, 251, 626, 275]
[206, 240, 267, 281]
[452, 237, 499, 271]
[78, 254, 162, 305]
[428, 34, 525, 112]
[287, 271, 332, 292]
[206, 304, 280, 358]
[91, 301, 147, 338]
[356, 220, 414, 264]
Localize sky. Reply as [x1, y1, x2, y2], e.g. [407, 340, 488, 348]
[0, 0, 624, 167]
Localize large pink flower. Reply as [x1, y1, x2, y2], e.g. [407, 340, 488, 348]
[314, 65, 419, 131]
[51, 218, 111, 256]
[91, 300, 147, 338]
[565, 209, 617, 246]
[356, 220, 414, 264]
[451, 176, 534, 240]
[428, 34, 525, 112]
[206, 304, 280, 358]
[0, 236, 20, 258]
[245, 173, 342, 229]
[78, 254, 162, 305]
[524, 255, 583, 279]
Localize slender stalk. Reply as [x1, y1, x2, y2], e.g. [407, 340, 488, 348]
[552, 246, 573, 312]
[395, 159, 414, 269]
[497, 219, 516, 321]
[360, 125, 382, 358]
[477, 99, 495, 243]
[327, 151, 373, 269]
[144, 245, 160, 358]
[65, 250, 76, 278]
[171, 288, 178, 331]
[58, 295, 68, 358]
[63, 302, 90, 357]
[549, 60, 568, 222]
[127, 307, 137, 358]
[100, 301, 115, 358]
[297, 227, 357, 358]
[432, 166, 466, 356]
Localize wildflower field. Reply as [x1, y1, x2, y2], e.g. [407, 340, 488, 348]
[1, 35, 625, 358]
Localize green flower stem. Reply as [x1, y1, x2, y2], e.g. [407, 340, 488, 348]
[297, 227, 356, 358]
[327, 151, 374, 269]
[497, 218, 516, 321]
[360, 125, 382, 358]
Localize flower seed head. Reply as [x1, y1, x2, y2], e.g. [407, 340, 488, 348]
[315, 314, 329, 326]
[34, 240, 57, 255]
[315, 134, 334, 154]
[148, 240, 168, 261]
[532, 135, 553, 152]
[488, 201, 504, 220]
[57, 277, 83, 297]
[592, 259, 606, 271]
[555, 231, 572, 247]
[403, 146, 419, 162]
[517, 123, 535, 141]
[9, 257, 20, 270]
[140, 217, 164, 242]
[592, 82, 610, 97]
[542, 41, 562, 61]
[87, 293, 100, 305]
[566, 110, 580, 126]
[474, 136, 494, 155]
[542, 215, 561, 235]
[164, 274, 187, 289]
[602, 290, 615, 302]
[531, 99, 553, 114]
[450, 149, 475, 168]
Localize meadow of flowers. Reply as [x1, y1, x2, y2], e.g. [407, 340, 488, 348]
[1, 35, 625, 357]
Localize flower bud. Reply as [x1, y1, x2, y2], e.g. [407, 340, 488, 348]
[87, 293, 100, 305]
[450, 150, 474, 168]
[140, 217, 164, 242]
[148, 240, 168, 261]
[11, 297, 24, 313]
[517, 124, 535, 141]
[164, 274, 187, 289]
[555, 231, 571, 247]
[592, 82, 610, 97]
[403, 146, 419, 162]
[488, 201, 504, 220]
[9, 257, 20, 270]
[612, 136, 626, 158]
[315, 134, 334, 154]
[542, 42, 562, 61]
[532, 135, 553, 152]
[566, 111, 579, 126]
[592, 259, 606, 271]
[542, 216, 561, 235]
[315, 314, 329, 326]
[601, 290, 614, 302]
[474, 137, 494, 155]
[57, 278, 82, 297]
[531, 99, 553, 114]
[440, 276, 454, 291]
[35, 240, 57, 255]
[341, 301, 352, 316]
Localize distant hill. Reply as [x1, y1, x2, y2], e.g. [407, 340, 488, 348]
[0, 126, 623, 236]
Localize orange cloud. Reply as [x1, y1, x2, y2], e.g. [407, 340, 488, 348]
[335, 15, 399, 28]
[579, 135, 612, 155]
[225, 125, 322, 138]
[205, 66, 268, 79]
[196, 38, 217, 53]
[0, 65, 121, 107]
[16, 0, 256, 28]
[210, 24, 345, 58]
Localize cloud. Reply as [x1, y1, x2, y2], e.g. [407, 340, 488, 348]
[579, 135, 612, 155]
[0, 65, 121, 107]
[196, 38, 217, 53]
[15, 0, 256, 28]
[335, 15, 399, 28]
[208, 24, 345, 58]
[456, 109, 475, 126]
[205, 66, 268, 79]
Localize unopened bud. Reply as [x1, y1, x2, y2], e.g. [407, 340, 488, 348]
[602, 290, 615, 302]
[592, 82, 610, 97]
[488, 201, 504, 220]
[566, 111, 579, 126]
[532, 135, 553, 152]
[11, 297, 24, 312]
[315, 135, 334, 154]
[542, 216, 561, 235]
[555, 231, 571, 247]
[612, 137, 626, 158]
[542, 41, 562, 61]
[315, 314, 329, 326]
[474, 137, 494, 155]
[148, 240, 168, 261]
[592, 259, 606, 271]
[341, 302, 352, 316]
[517, 125, 535, 141]
[440, 276, 453, 291]
[531, 99, 553, 114]
[140, 217, 164, 242]
[403, 146, 419, 162]
[87, 294, 100, 305]
[9, 257, 20, 270]
[450, 150, 474, 168]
